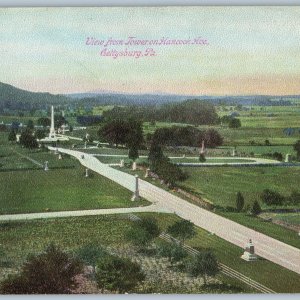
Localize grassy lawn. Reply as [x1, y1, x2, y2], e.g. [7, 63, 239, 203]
[219, 212, 300, 249]
[0, 213, 299, 293]
[265, 212, 300, 226]
[0, 167, 149, 214]
[180, 166, 300, 208]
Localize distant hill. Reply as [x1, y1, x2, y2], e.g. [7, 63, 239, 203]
[0, 81, 299, 113]
[0, 82, 71, 112]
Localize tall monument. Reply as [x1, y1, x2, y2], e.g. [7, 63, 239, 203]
[49, 105, 56, 139]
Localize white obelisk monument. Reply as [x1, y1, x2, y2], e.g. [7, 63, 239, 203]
[49, 105, 56, 139]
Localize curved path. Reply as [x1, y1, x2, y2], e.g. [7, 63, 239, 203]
[49, 147, 300, 275]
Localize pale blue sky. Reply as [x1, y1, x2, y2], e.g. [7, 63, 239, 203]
[0, 7, 300, 95]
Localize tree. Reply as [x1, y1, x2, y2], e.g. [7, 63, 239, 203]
[203, 128, 223, 148]
[95, 255, 145, 293]
[8, 130, 16, 142]
[167, 220, 196, 244]
[26, 119, 34, 130]
[19, 129, 38, 149]
[228, 118, 241, 128]
[294, 140, 300, 160]
[0, 244, 83, 294]
[35, 129, 46, 140]
[76, 244, 108, 273]
[125, 119, 144, 161]
[251, 200, 261, 216]
[236, 192, 244, 212]
[126, 217, 160, 249]
[148, 141, 164, 165]
[186, 251, 219, 285]
[156, 241, 188, 265]
[98, 119, 128, 147]
[37, 117, 51, 127]
[260, 189, 284, 206]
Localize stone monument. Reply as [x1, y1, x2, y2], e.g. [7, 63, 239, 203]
[132, 161, 137, 171]
[131, 175, 139, 201]
[44, 161, 49, 171]
[145, 168, 150, 178]
[120, 159, 124, 168]
[200, 140, 206, 155]
[241, 239, 258, 261]
[85, 168, 89, 178]
[285, 154, 291, 163]
[58, 154, 62, 160]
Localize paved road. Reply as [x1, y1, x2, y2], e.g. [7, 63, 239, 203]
[0, 204, 166, 221]
[49, 147, 300, 275]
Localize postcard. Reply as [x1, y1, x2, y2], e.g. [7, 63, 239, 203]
[0, 6, 299, 295]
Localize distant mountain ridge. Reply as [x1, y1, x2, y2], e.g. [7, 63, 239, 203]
[0, 81, 299, 111]
[0, 81, 71, 111]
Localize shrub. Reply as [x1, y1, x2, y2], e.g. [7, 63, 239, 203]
[260, 189, 285, 206]
[251, 201, 262, 216]
[95, 255, 145, 293]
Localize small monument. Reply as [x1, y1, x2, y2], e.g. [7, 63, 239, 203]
[44, 161, 49, 171]
[241, 239, 258, 261]
[285, 154, 291, 163]
[145, 168, 150, 178]
[85, 168, 89, 178]
[120, 159, 124, 168]
[58, 154, 62, 160]
[84, 141, 87, 149]
[200, 140, 206, 155]
[232, 147, 236, 157]
[131, 174, 139, 201]
[132, 161, 137, 171]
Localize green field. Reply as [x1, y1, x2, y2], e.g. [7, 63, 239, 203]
[0, 167, 149, 214]
[180, 166, 300, 208]
[0, 213, 299, 293]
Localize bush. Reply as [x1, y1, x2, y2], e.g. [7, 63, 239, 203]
[251, 201, 262, 216]
[260, 189, 285, 206]
[167, 220, 196, 244]
[185, 250, 219, 285]
[95, 255, 145, 293]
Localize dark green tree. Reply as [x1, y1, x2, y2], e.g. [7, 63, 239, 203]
[251, 200, 262, 216]
[37, 117, 51, 127]
[236, 192, 245, 212]
[293, 140, 300, 160]
[228, 118, 241, 128]
[8, 130, 16, 142]
[35, 129, 46, 140]
[0, 244, 83, 294]
[95, 255, 145, 293]
[98, 119, 128, 147]
[125, 119, 144, 161]
[186, 251, 219, 285]
[126, 217, 160, 249]
[148, 142, 164, 164]
[19, 129, 38, 149]
[260, 189, 284, 206]
[156, 241, 188, 265]
[26, 119, 34, 130]
[167, 220, 196, 244]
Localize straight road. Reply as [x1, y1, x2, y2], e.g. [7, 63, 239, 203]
[0, 204, 166, 222]
[49, 147, 300, 275]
